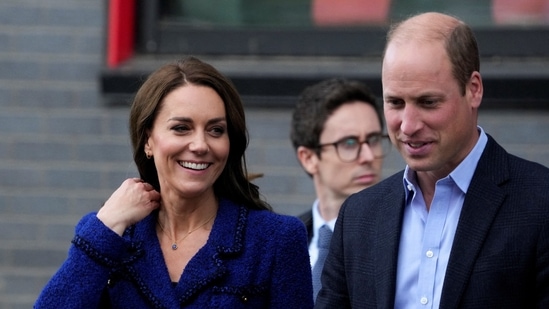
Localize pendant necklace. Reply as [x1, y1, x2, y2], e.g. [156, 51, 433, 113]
[158, 213, 216, 250]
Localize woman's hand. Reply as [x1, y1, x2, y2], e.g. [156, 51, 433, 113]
[97, 178, 161, 236]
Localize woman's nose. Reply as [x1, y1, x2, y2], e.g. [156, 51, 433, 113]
[189, 133, 209, 154]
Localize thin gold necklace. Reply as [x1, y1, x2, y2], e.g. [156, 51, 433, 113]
[157, 213, 216, 250]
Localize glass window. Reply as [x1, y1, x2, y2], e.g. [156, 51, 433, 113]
[162, 0, 549, 28]
[135, 1, 549, 56]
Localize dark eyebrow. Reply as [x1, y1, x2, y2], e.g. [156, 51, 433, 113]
[366, 132, 383, 138]
[336, 135, 360, 141]
[336, 132, 382, 142]
[167, 117, 191, 123]
[383, 94, 400, 101]
[417, 93, 443, 100]
[384, 92, 443, 102]
[167, 116, 226, 125]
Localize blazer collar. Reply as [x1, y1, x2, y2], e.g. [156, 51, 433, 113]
[125, 199, 248, 308]
[373, 172, 407, 309]
[440, 135, 509, 309]
[297, 209, 314, 244]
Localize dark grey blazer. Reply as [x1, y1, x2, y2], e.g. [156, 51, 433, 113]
[316, 135, 549, 309]
[298, 210, 314, 245]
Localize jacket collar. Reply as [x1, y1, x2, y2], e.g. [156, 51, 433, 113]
[440, 135, 508, 308]
[125, 199, 248, 307]
[373, 171, 406, 309]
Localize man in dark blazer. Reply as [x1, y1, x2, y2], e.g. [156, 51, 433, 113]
[316, 12, 549, 308]
[290, 78, 388, 301]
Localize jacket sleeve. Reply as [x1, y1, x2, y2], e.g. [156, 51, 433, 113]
[269, 216, 314, 309]
[34, 212, 134, 309]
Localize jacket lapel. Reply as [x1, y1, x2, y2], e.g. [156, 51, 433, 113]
[440, 136, 509, 308]
[122, 212, 177, 308]
[176, 200, 247, 305]
[124, 199, 247, 308]
[298, 210, 314, 244]
[374, 173, 406, 308]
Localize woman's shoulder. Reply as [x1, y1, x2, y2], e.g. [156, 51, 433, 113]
[248, 208, 299, 222]
[247, 209, 305, 234]
[219, 199, 305, 238]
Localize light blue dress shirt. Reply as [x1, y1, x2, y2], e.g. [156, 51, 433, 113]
[394, 127, 488, 308]
[309, 199, 337, 267]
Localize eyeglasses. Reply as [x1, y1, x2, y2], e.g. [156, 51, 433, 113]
[316, 133, 391, 162]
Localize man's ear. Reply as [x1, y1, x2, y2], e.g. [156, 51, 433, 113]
[468, 71, 483, 109]
[297, 146, 320, 175]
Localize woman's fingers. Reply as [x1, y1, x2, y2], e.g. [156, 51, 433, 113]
[98, 178, 161, 235]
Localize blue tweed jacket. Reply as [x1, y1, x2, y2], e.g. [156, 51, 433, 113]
[35, 199, 313, 308]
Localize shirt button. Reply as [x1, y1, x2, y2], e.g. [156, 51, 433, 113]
[420, 297, 428, 305]
[426, 250, 434, 258]
[407, 184, 414, 191]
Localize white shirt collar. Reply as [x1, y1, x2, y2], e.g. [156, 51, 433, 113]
[312, 199, 337, 232]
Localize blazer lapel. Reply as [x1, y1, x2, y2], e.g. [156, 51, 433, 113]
[123, 200, 247, 308]
[298, 210, 314, 244]
[440, 136, 509, 309]
[176, 200, 247, 305]
[122, 212, 177, 308]
[374, 173, 406, 308]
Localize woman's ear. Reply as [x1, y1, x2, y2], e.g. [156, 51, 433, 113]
[297, 146, 320, 175]
[144, 131, 153, 158]
[144, 130, 152, 153]
[144, 143, 152, 159]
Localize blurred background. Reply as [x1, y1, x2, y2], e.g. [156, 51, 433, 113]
[1, 1, 548, 307]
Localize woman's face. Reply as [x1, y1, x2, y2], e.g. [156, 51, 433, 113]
[145, 84, 229, 200]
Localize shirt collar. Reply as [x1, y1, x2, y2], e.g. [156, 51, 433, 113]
[403, 126, 488, 198]
[312, 199, 337, 232]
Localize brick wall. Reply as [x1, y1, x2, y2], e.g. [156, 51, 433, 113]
[0, 1, 112, 308]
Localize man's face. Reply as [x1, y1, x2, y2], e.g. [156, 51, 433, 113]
[314, 102, 384, 200]
[382, 40, 482, 179]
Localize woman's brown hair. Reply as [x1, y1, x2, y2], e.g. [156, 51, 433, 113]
[129, 56, 271, 211]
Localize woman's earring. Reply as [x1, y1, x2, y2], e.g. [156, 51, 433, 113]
[146, 152, 152, 159]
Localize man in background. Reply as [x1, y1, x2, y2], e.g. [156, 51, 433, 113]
[290, 78, 389, 301]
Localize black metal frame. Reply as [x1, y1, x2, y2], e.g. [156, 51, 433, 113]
[136, 1, 549, 58]
[101, 1, 549, 109]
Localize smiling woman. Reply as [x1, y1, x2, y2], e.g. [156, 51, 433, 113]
[35, 57, 313, 309]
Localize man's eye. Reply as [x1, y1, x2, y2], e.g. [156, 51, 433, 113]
[422, 99, 438, 106]
[339, 138, 359, 149]
[385, 99, 404, 106]
[367, 135, 382, 146]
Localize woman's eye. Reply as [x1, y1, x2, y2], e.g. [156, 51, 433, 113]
[172, 125, 189, 132]
[209, 126, 226, 136]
